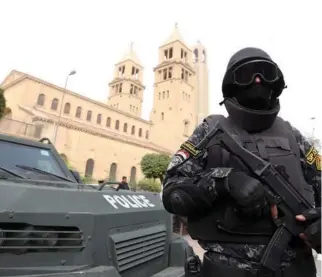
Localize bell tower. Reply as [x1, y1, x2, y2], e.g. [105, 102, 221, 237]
[193, 41, 209, 124]
[108, 43, 145, 116]
[150, 24, 197, 151]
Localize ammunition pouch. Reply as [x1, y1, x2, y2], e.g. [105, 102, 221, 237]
[188, 202, 276, 244]
[202, 252, 317, 277]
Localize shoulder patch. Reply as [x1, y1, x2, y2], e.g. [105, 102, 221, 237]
[180, 141, 201, 157]
[306, 146, 319, 165]
[167, 149, 190, 171]
[316, 155, 321, 171]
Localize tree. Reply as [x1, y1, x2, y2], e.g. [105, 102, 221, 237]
[0, 88, 6, 119]
[140, 153, 171, 183]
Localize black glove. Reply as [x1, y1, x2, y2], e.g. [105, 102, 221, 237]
[221, 171, 277, 217]
[299, 207, 321, 253]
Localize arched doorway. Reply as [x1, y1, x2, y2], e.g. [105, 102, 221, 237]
[85, 159, 94, 178]
[130, 166, 137, 187]
[109, 163, 117, 181]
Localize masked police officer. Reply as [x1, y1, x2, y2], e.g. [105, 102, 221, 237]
[162, 47, 321, 277]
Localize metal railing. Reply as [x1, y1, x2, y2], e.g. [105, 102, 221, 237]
[0, 117, 41, 139]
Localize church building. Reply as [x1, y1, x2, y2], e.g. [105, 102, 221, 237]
[0, 24, 209, 183]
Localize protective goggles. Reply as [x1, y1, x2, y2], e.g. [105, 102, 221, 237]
[232, 59, 282, 86]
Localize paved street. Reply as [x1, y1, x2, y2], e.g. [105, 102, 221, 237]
[183, 235, 321, 276]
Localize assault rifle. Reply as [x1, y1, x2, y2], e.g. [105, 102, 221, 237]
[195, 120, 313, 272]
[184, 245, 202, 277]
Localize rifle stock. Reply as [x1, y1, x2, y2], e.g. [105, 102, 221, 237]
[196, 121, 312, 271]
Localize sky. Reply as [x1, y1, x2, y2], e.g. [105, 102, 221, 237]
[0, 0, 321, 141]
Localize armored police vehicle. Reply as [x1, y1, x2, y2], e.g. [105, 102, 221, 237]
[0, 134, 192, 277]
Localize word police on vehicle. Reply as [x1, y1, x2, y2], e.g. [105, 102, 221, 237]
[103, 194, 156, 209]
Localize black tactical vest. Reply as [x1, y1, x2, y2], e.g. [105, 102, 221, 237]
[188, 114, 315, 244]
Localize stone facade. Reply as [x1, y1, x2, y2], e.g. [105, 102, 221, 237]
[0, 24, 209, 184]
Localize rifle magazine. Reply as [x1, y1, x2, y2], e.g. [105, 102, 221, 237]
[260, 224, 293, 271]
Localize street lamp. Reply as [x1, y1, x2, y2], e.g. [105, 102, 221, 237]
[52, 70, 76, 145]
[310, 116, 316, 137]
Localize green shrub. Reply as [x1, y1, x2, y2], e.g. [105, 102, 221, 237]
[137, 178, 162, 192]
[82, 175, 95, 184]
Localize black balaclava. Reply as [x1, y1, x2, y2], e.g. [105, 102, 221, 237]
[221, 47, 286, 133]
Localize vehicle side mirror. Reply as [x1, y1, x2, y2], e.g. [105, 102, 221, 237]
[70, 170, 82, 183]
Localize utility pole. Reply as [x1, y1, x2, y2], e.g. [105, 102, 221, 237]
[52, 70, 76, 146]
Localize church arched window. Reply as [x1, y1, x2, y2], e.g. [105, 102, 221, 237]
[37, 94, 45, 106]
[123, 123, 128, 132]
[86, 110, 92, 121]
[202, 50, 207, 63]
[97, 114, 102, 124]
[51, 98, 58, 110]
[193, 49, 199, 62]
[106, 117, 111, 127]
[64, 103, 71, 114]
[115, 120, 120, 130]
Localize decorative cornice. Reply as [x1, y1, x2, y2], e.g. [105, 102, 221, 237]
[153, 60, 195, 74]
[108, 77, 145, 89]
[108, 93, 143, 102]
[153, 78, 194, 90]
[33, 115, 172, 155]
[29, 106, 170, 154]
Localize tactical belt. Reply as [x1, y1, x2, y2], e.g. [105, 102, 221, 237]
[202, 252, 317, 277]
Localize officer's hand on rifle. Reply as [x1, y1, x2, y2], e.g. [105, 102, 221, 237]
[295, 207, 321, 253]
[223, 171, 278, 218]
[270, 203, 278, 219]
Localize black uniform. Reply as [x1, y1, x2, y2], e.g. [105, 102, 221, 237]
[162, 48, 321, 277]
[116, 182, 130, 191]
